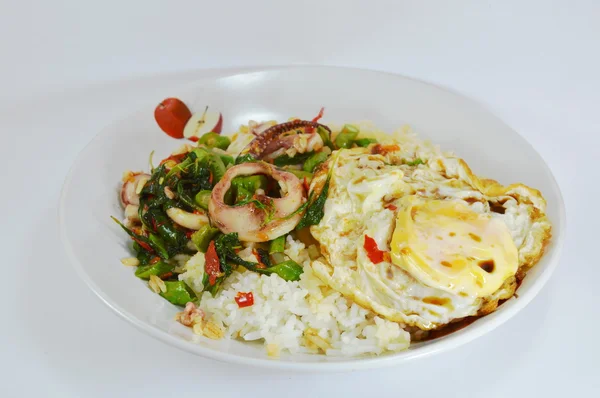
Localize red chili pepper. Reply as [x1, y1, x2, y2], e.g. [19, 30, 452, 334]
[159, 272, 173, 279]
[150, 256, 161, 264]
[132, 237, 153, 252]
[364, 235, 386, 264]
[305, 107, 325, 134]
[303, 177, 310, 192]
[235, 292, 254, 308]
[209, 171, 214, 185]
[185, 230, 194, 239]
[312, 107, 325, 123]
[205, 241, 221, 286]
[188, 136, 199, 142]
[385, 204, 397, 211]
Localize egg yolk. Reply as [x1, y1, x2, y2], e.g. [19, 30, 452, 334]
[390, 197, 518, 297]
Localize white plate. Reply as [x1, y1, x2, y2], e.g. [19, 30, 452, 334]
[59, 66, 566, 371]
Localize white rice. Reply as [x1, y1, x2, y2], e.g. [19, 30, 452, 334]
[178, 236, 410, 357]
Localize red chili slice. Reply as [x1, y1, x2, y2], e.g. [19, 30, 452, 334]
[385, 204, 397, 211]
[302, 176, 310, 192]
[305, 107, 325, 134]
[235, 292, 254, 308]
[364, 235, 386, 264]
[132, 237, 153, 252]
[205, 241, 221, 286]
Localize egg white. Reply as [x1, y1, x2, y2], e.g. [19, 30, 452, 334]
[310, 142, 551, 330]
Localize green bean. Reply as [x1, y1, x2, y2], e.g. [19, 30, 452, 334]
[235, 187, 252, 203]
[262, 260, 303, 281]
[191, 225, 220, 253]
[135, 261, 174, 279]
[148, 233, 170, 259]
[218, 153, 234, 167]
[302, 152, 328, 172]
[317, 125, 334, 150]
[273, 152, 313, 167]
[269, 235, 286, 254]
[194, 190, 212, 210]
[207, 152, 226, 184]
[283, 168, 313, 181]
[198, 132, 231, 150]
[159, 281, 197, 306]
[334, 124, 360, 149]
[232, 175, 268, 194]
[354, 138, 377, 147]
[235, 154, 257, 165]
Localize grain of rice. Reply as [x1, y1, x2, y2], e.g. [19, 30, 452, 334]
[178, 235, 411, 357]
[267, 343, 280, 358]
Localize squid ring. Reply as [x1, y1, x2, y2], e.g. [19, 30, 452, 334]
[208, 162, 306, 242]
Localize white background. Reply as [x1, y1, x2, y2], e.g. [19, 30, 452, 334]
[1, 0, 599, 396]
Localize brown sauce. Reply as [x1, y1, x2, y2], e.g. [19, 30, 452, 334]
[488, 200, 507, 214]
[424, 296, 513, 341]
[479, 259, 495, 273]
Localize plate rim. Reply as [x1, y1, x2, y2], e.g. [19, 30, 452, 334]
[58, 65, 567, 372]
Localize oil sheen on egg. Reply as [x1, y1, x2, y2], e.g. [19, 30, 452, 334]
[310, 145, 551, 331]
[390, 197, 519, 298]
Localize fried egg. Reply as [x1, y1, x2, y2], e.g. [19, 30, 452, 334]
[309, 138, 551, 331]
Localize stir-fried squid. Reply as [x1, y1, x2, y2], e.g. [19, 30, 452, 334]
[209, 162, 307, 242]
[241, 120, 331, 159]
